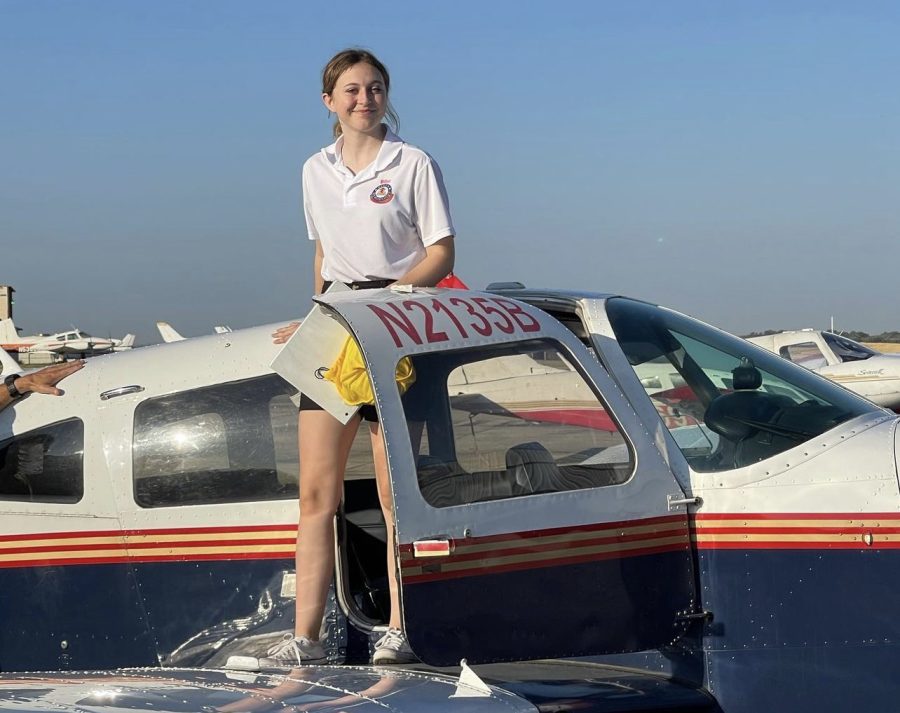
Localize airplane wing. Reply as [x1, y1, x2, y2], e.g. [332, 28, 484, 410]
[0, 663, 718, 712]
[156, 322, 185, 343]
[0, 667, 535, 713]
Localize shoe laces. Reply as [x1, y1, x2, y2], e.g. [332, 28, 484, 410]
[266, 632, 300, 657]
[375, 628, 406, 650]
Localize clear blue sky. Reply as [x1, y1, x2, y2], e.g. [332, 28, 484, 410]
[2, 1, 898, 341]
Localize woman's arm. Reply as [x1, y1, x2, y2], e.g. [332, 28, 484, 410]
[394, 236, 455, 287]
[313, 239, 326, 295]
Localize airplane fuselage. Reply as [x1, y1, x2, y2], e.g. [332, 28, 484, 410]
[1, 289, 898, 713]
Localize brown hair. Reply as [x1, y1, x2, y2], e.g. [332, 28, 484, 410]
[322, 48, 400, 138]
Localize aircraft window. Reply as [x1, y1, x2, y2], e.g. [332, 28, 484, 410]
[133, 375, 300, 507]
[822, 332, 876, 362]
[402, 339, 633, 508]
[779, 342, 828, 369]
[606, 298, 878, 473]
[0, 418, 84, 503]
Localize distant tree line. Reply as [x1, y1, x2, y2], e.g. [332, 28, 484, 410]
[742, 329, 900, 343]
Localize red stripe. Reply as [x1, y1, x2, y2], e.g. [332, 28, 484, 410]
[509, 407, 617, 431]
[0, 550, 291, 570]
[698, 540, 900, 551]
[403, 542, 689, 584]
[397, 515, 686, 554]
[0, 523, 297, 544]
[695, 526, 900, 536]
[693, 512, 900, 521]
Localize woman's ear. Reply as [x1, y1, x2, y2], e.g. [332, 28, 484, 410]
[321, 93, 334, 112]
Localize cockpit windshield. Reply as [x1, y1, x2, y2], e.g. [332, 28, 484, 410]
[822, 332, 877, 362]
[605, 298, 879, 473]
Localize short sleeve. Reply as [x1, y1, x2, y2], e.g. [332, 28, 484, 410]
[301, 161, 319, 242]
[413, 156, 455, 246]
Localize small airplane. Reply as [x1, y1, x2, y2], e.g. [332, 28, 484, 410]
[156, 321, 233, 343]
[0, 317, 135, 358]
[1, 284, 898, 713]
[747, 328, 900, 410]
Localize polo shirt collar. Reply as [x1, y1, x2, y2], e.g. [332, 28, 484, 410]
[322, 125, 404, 177]
[374, 127, 403, 171]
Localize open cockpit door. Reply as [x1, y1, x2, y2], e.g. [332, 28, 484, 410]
[317, 288, 697, 666]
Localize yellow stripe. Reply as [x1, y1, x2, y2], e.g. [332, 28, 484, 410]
[449, 522, 686, 556]
[127, 544, 296, 557]
[829, 375, 900, 384]
[0, 543, 295, 564]
[695, 532, 899, 544]
[693, 518, 900, 529]
[0, 535, 126, 551]
[504, 401, 607, 410]
[0, 529, 297, 552]
[125, 530, 296, 545]
[0, 547, 128, 563]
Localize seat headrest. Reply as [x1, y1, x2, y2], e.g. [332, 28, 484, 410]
[732, 360, 762, 390]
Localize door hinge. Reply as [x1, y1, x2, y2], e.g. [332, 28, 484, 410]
[676, 610, 714, 623]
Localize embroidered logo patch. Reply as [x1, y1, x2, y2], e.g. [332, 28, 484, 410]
[370, 183, 394, 204]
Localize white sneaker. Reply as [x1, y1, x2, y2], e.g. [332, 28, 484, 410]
[372, 628, 417, 665]
[256, 633, 326, 669]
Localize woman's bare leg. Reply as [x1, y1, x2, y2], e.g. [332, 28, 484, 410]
[368, 421, 402, 630]
[294, 410, 360, 639]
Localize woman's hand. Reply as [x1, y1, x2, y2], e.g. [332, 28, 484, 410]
[272, 322, 301, 344]
[395, 236, 455, 287]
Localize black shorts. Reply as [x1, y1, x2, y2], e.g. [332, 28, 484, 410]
[299, 393, 379, 423]
[322, 279, 393, 292]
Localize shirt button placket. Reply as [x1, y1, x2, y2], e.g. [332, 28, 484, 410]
[343, 176, 356, 208]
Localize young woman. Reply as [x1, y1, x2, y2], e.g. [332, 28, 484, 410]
[268, 48, 455, 666]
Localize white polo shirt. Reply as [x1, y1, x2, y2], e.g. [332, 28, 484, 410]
[301, 127, 455, 283]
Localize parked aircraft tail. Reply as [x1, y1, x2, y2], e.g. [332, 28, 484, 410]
[156, 322, 185, 343]
[115, 334, 136, 350]
[0, 318, 19, 344]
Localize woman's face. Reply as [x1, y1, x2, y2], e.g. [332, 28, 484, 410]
[323, 62, 387, 136]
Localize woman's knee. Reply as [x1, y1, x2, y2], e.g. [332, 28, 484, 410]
[299, 477, 342, 516]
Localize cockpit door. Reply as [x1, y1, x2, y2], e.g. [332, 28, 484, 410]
[318, 289, 696, 666]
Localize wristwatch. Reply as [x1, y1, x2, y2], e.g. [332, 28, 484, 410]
[4, 373, 24, 401]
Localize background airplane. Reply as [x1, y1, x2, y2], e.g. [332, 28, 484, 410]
[156, 321, 233, 343]
[0, 318, 134, 358]
[747, 328, 900, 410]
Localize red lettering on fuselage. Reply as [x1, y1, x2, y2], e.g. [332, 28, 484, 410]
[366, 296, 543, 348]
[367, 304, 423, 348]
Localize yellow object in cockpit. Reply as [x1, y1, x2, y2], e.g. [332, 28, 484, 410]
[324, 336, 415, 406]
